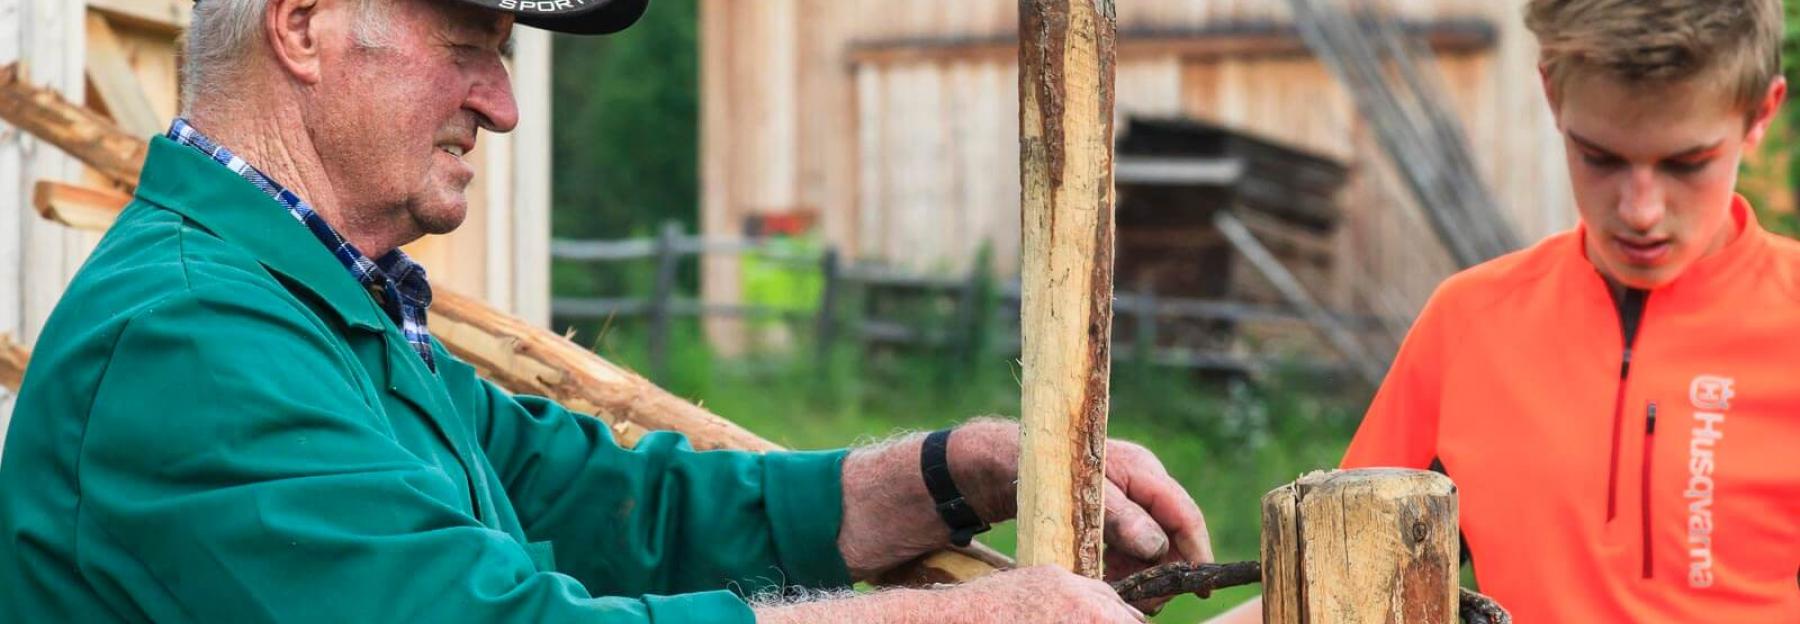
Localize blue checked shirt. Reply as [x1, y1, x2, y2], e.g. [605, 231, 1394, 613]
[167, 119, 438, 370]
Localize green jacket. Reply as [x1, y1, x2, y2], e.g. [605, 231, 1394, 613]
[0, 136, 852, 622]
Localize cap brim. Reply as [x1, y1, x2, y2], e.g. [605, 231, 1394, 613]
[454, 0, 648, 35]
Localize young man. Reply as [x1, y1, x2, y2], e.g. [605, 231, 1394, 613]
[1216, 0, 1800, 621]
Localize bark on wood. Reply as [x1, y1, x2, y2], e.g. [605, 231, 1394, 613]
[0, 64, 146, 188]
[0, 334, 29, 392]
[0, 61, 1009, 584]
[1110, 560, 1261, 603]
[1262, 469, 1459, 624]
[1016, 0, 1117, 578]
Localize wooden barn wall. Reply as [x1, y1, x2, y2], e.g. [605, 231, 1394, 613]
[701, 0, 1577, 338]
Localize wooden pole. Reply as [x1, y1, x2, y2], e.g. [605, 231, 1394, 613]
[813, 247, 840, 365]
[648, 220, 682, 383]
[0, 62, 1011, 584]
[1016, 0, 1117, 578]
[1261, 469, 1460, 623]
[0, 64, 146, 188]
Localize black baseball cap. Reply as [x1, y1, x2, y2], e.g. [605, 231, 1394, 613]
[452, 0, 649, 35]
[191, 0, 651, 36]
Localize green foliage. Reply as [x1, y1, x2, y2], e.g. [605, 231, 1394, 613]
[573, 317, 1365, 621]
[742, 238, 827, 312]
[544, 5, 1366, 621]
[550, 0, 700, 297]
[1766, 2, 1800, 236]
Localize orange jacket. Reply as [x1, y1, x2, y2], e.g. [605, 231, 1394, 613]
[1345, 197, 1800, 622]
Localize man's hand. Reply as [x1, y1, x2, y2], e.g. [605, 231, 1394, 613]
[835, 418, 1212, 614]
[950, 419, 1215, 613]
[754, 566, 1146, 623]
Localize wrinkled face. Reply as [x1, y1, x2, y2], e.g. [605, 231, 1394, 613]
[309, 0, 518, 245]
[1551, 73, 1781, 289]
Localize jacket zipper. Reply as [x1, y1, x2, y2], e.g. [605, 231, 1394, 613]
[1606, 288, 1648, 521]
[1606, 355, 1630, 520]
[1641, 402, 1657, 578]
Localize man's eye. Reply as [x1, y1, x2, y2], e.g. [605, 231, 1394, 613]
[1581, 153, 1623, 169]
[1661, 160, 1710, 175]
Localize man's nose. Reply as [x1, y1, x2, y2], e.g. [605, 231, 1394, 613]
[468, 60, 520, 134]
[1617, 167, 1666, 232]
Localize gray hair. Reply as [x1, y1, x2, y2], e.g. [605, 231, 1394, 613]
[181, 0, 393, 112]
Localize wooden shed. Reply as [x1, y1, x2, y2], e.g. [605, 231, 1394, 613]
[697, 0, 1576, 351]
[0, 0, 555, 449]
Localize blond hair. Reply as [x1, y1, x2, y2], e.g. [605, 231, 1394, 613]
[1525, 0, 1783, 114]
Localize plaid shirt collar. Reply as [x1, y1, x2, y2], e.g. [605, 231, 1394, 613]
[166, 118, 438, 370]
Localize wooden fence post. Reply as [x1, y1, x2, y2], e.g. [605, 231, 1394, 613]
[1016, 0, 1117, 578]
[1134, 286, 1158, 365]
[954, 267, 982, 365]
[1262, 469, 1460, 623]
[814, 247, 841, 365]
[647, 220, 682, 383]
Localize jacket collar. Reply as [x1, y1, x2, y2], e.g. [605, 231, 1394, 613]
[131, 135, 387, 332]
[1572, 194, 1770, 302]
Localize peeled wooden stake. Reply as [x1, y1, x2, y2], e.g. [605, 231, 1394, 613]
[1262, 469, 1460, 623]
[1015, 0, 1118, 578]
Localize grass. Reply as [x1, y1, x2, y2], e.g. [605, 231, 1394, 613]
[566, 316, 1368, 621]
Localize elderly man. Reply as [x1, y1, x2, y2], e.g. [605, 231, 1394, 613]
[0, 0, 1212, 622]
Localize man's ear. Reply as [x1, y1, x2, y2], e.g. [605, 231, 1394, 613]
[1744, 76, 1788, 150]
[1539, 64, 1563, 127]
[267, 0, 325, 85]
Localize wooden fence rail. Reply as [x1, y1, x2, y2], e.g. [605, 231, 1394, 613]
[553, 222, 1384, 382]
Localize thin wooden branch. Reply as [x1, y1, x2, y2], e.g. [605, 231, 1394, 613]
[0, 334, 29, 392]
[1110, 560, 1261, 603]
[1016, 0, 1117, 578]
[0, 61, 1009, 583]
[1107, 559, 1511, 624]
[1460, 588, 1513, 624]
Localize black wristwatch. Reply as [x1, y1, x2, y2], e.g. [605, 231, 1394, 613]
[920, 428, 992, 547]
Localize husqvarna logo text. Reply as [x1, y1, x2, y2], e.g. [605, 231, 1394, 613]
[1684, 375, 1732, 588]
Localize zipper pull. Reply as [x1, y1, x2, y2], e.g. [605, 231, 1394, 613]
[1646, 402, 1658, 433]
